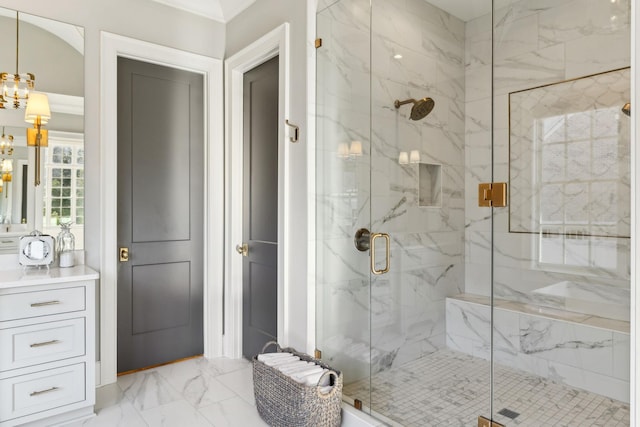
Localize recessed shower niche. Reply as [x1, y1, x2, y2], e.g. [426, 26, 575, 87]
[418, 162, 442, 207]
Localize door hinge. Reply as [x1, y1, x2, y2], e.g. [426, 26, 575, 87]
[478, 416, 505, 427]
[315, 38, 322, 48]
[314, 349, 322, 359]
[478, 182, 507, 207]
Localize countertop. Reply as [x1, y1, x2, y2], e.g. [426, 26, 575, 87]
[0, 264, 99, 289]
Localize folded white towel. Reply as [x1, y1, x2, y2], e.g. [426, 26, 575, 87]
[318, 385, 333, 394]
[290, 366, 324, 382]
[303, 369, 331, 387]
[262, 355, 300, 367]
[257, 352, 293, 362]
[277, 361, 316, 374]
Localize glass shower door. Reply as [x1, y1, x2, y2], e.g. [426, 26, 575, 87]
[490, 0, 632, 425]
[315, 0, 374, 411]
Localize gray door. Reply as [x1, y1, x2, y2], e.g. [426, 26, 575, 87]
[242, 56, 279, 359]
[117, 57, 204, 373]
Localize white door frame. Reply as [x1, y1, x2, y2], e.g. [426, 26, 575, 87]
[224, 24, 291, 358]
[99, 32, 224, 385]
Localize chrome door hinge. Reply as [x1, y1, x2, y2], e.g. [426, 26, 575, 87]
[478, 182, 507, 207]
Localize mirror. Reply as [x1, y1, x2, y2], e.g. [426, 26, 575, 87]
[0, 8, 84, 249]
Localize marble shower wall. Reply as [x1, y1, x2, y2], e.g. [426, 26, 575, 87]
[464, 0, 631, 313]
[368, 0, 466, 371]
[316, 0, 466, 381]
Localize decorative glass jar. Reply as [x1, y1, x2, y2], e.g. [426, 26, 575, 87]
[57, 222, 75, 268]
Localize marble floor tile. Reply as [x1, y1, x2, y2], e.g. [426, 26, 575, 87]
[155, 359, 237, 408]
[65, 399, 148, 427]
[117, 369, 183, 412]
[140, 400, 213, 427]
[215, 366, 256, 404]
[198, 396, 269, 427]
[344, 348, 630, 427]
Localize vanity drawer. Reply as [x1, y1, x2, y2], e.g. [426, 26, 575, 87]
[0, 363, 85, 422]
[0, 286, 85, 322]
[0, 318, 85, 372]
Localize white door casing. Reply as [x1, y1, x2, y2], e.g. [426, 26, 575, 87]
[224, 23, 290, 358]
[100, 32, 224, 385]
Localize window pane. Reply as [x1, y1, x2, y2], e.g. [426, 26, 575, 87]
[62, 199, 71, 207]
[61, 208, 71, 217]
[63, 179, 71, 187]
[63, 169, 72, 178]
[52, 188, 61, 197]
[76, 189, 84, 197]
[77, 149, 84, 164]
[52, 199, 61, 208]
[52, 168, 62, 178]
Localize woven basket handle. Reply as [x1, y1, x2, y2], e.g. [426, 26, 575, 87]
[316, 370, 339, 398]
[259, 341, 282, 354]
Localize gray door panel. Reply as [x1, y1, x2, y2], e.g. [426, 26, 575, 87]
[117, 57, 204, 372]
[242, 56, 279, 359]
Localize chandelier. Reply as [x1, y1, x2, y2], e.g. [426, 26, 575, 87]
[0, 127, 13, 155]
[0, 12, 35, 109]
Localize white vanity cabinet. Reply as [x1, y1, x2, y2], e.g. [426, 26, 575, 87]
[0, 266, 98, 426]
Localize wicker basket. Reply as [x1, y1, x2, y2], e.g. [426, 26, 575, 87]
[253, 341, 343, 427]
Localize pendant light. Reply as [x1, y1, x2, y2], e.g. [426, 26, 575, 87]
[0, 11, 35, 109]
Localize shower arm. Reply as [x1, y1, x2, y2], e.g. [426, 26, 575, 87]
[394, 99, 416, 108]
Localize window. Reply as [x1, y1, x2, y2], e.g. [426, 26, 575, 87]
[42, 138, 84, 245]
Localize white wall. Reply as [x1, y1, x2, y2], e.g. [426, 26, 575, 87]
[0, 0, 226, 273]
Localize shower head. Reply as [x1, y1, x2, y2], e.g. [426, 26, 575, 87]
[622, 102, 631, 117]
[394, 97, 435, 120]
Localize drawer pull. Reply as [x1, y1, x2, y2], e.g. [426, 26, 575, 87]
[30, 386, 60, 397]
[30, 300, 61, 307]
[30, 339, 61, 348]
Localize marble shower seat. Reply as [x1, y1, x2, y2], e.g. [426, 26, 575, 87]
[445, 294, 630, 403]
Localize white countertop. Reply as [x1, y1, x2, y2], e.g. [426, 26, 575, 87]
[0, 265, 99, 289]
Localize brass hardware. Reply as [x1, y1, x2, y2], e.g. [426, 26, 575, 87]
[314, 349, 322, 359]
[236, 243, 248, 257]
[119, 247, 129, 262]
[30, 339, 60, 348]
[30, 386, 60, 397]
[354, 228, 370, 252]
[315, 38, 322, 48]
[30, 300, 61, 307]
[354, 399, 363, 410]
[478, 182, 507, 207]
[478, 416, 505, 427]
[370, 232, 390, 275]
[285, 120, 299, 143]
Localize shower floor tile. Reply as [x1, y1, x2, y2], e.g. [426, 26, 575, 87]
[343, 349, 630, 427]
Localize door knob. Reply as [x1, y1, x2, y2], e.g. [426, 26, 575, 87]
[119, 247, 129, 262]
[236, 243, 248, 257]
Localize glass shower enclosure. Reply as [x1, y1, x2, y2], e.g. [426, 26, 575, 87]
[316, 0, 631, 426]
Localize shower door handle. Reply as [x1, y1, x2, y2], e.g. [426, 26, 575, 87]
[370, 232, 390, 275]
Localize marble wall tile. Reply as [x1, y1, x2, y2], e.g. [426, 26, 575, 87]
[547, 360, 629, 403]
[519, 315, 614, 376]
[565, 32, 631, 79]
[612, 332, 630, 381]
[494, 44, 566, 95]
[493, 13, 539, 61]
[538, 0, 630, 47]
